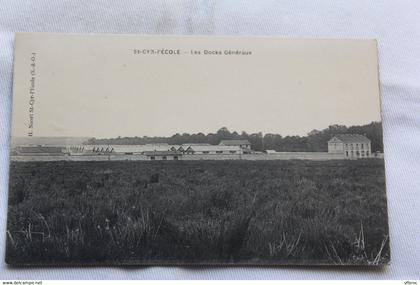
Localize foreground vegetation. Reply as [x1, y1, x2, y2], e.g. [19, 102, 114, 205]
[7, 159, 389, 265]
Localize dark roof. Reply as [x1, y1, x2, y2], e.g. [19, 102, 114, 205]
[143, 150, 182, 156]
[329, 134, 371, 143]
[219, 139, 251, 146]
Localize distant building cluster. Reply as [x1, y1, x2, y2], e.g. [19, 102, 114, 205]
[13, 140, 252, 160]
[12, 135, 382, 160]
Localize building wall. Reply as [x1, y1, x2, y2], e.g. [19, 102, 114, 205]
[182, 154, 242, 160]
[342, 142, 371, 158]
[182, 152, 345, 160]
[243, 152, 345, 160]
[328, 142, 344, 154]
[187, 150, 243, 155]
[219, 142, 251, 150]
[17, 146, 64, 154]
[148, 155, 180, 161]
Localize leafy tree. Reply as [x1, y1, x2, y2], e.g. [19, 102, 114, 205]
[84, 122, 383, 152]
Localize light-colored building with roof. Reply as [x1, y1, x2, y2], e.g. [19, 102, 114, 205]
[143, 150, 182, 160]
[169, 145, 181, 152]
[328, 134, 371, 158]
[176, 143, 210, 152]
[84, 144, 171, 154]
[219, 139, 251, 150]
[184, 145, 243, 155]
[16, 145, 66, 155]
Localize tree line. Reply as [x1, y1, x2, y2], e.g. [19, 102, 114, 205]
[85, 121, 383, 152]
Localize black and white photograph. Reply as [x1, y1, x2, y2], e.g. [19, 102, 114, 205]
[6, 33, 390, 266]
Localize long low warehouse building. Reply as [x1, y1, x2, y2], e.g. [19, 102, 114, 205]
[184, 145, 243, 155]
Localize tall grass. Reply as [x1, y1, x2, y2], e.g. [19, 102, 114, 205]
[6, 159, 389, 265]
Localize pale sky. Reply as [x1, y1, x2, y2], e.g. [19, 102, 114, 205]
[12, 33, 382, 138]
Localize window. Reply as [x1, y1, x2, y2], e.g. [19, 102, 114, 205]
[346, 151, 349, 157]
[125, 152, 133, 155]
[216, 151, 223, 154]
[361, 144, 364, 149]
[150, 156, 155, 160]
[174, 156, 178, 160]
[203, 151, 210, 154]
[229, 151, 236, 154]
[366, 151, 370, 157]
[162, 156, 167, 160]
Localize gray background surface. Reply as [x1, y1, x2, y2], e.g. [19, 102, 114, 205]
[0, 0, 419, 280]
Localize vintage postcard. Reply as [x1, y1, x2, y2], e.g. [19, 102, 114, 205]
[6, 33, 389, 266]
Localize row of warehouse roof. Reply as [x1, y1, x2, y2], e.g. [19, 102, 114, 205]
[14, 140, 252, 156]
[84, 142, 249, 155]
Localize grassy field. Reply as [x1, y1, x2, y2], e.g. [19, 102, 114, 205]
[6, 159, 390, 265]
